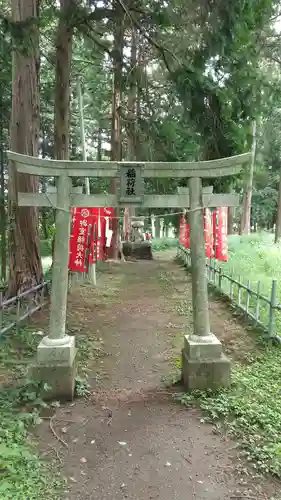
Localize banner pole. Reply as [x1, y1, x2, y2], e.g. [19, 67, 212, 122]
[77, 78, 96, 285]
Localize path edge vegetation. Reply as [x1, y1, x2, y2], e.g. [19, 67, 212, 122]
[0, 313, 103, 499]
[159, 254, 281, 480]
[0, 325, 63, 500]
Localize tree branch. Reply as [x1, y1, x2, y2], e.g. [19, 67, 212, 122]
[115, 0, 181, 73]
[78, 23, 112, 57]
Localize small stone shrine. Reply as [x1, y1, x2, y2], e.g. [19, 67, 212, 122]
[123, 217, 153, 260]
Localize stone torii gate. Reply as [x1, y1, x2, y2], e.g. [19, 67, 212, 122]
[7, 151, 251, 399]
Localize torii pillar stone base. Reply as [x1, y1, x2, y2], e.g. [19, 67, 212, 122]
[29, 336, 77, 401]
[181, 334, 230, 390]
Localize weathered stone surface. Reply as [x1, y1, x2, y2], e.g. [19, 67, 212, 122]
[37, 335, 75, 364]
[188, 177, 211, 337]
[181, 349, 231, 390]
[131, 217, 145, 228]
[29, 351, 77, 401]
[122, 241, 153, 260]
[184, 333, 222, 360]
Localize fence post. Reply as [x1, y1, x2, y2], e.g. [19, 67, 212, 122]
[245, 280, 251, 313]
[237, 276, 242, 306]
[0, 291, 3, 335]
[256, 280, 261, 323]
[209, 258, 212, 282]
[229, 270, 234, 299]
[268, 279, 277, 338]
[16, 292, 21, 334]
[213, 259, 216, 285]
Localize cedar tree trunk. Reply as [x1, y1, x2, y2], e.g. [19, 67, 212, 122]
[8, 0, 43, 296]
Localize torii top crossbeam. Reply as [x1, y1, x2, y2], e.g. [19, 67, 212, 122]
[7, 151, 251, 209]
[8, 151, 251, 178]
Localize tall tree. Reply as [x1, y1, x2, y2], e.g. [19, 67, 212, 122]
[240, 121, 257, 234]
[50, 0, 74, 263]
[0, 139, 6, 281]
[125, 26, 138, 226]
[275, 166, 281, 241]
[0, 13, 10, 282]
[8, 0, 43, 296]
[108, 0, 124, 258]
[127, 26, 137, 161]
[54, 0, 74, 161]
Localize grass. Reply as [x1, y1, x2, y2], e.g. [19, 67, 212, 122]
[0, 307, 105, 499]
[151, 237, 178, 251]
[218, 232, 281, 336]
[0, 382, 63, 500]
[176, 345, 281, 477]
[0, 326, 63, 500]
[180, 232, 281, 337]
[222, 232, 281, 295]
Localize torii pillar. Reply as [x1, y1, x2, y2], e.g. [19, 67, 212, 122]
[181, 177, 243, 390]
[177, 180, 242, 389]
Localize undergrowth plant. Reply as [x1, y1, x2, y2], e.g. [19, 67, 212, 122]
[151, 237, 178, 252]
[0, 326, 63, 499]
[0, 318, 105, 499]
[0, 380, 62, 499]
[176, 344, 281, 477]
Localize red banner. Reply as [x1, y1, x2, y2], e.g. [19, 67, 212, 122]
[213, 207, 228, 261]
[69, 207, 115, 268]
[69, 208, 93, 272]
[179, 215, 186, 245]
[204, 208, 214, 258]
[185, 223, 190, 249]
[92, 207, 114, 261]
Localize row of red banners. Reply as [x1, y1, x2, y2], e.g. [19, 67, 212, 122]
[69, 207, 114, 272]
[179, 207, 228, 261]
[69, 205, 228, 271]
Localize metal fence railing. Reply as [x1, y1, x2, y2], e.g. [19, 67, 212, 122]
[177, 246, 281, 340]
[0, 281, 50, 337]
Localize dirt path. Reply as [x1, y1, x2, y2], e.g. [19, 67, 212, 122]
[34, 253, 279, 499]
